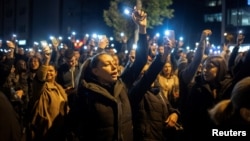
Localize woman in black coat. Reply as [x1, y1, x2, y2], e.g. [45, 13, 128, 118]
[184, 55, 232, 140]
[67, 9, 148, 141]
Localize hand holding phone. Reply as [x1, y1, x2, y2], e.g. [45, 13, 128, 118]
[40, 40, 51, 55]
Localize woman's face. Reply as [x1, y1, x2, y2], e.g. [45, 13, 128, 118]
[162, 62, 172, 76]
[18, 60, 26, 70]
[30, 58, 40, 70]
[92, 54, 118, 84]
[46, 65, 57, 82]
[202, 60, 218, 82]
[112, 55, 119, 67]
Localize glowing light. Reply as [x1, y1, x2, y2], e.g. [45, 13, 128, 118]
[156, 33, 160, 37]
[164, 30, 170, 36]
[50, 36, 54, 40]
[120, 32, 124, 37]
[179, 37, 184, 41]
[132, 44, 137, 49]
[92, 33, 97, 38]
[124, 9, 130, 15]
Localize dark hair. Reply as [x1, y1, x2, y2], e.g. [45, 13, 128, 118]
[76, 52, 110, 87]
[27, 56, 42, 71]
[64, 48, 75, 60]
[231, 77, 250, 109]
[89, 52, 109, 69]
[202, 55, 227, 82]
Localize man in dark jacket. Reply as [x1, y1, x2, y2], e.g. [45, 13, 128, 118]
[56, 48, 81, 108]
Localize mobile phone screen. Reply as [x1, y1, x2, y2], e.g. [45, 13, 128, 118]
[165, 30, 175, 42]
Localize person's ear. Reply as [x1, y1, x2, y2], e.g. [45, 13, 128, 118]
[92, 68, 99, 76]
[240, 107, 250, 122]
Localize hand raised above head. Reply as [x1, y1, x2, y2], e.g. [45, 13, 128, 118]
[200, 29, 212, 41]
[237, 34, 245, 45]
[132, 8, 147, 29]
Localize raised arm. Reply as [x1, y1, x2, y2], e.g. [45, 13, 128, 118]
[120, 9, 148, 88]
[179, 29, 212, 84]
[129, 42, 173, 106]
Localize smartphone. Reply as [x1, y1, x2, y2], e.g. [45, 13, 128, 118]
[164, 30, 175, 42]
[40, 40, 48, 48]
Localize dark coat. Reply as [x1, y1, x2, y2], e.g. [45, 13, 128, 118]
[56, 63, 81, 89]
[184, 75, 232, 140]
[0, 91, 21, 141]
[73, 79, 133, 141]
[67, 34, 148, 141]
[130, 53, 178, 141]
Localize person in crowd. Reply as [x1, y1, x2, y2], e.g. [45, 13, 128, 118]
[73, 48, 81, 65]
[15, 47, 29, 64]
[184, 55, 232, 140]
[67, 8, 148, 141]
[0, 62, 22, 141]
[131, 39, 180, 141]
[208, 76, 250, 129]
[147, 42, 158, 62]
[111, 53, 124, 76]
[27, 48, 69, 141]
[27, 56, 42, 99]
[228, 33, 245, 77]
[15, 59, 28, 101]
[156, 60, 180, 109]
[56, 48, 81, 108]
[57, 46, 67, 66]
[175, 29, 212, 139]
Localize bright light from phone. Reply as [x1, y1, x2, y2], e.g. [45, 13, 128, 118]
[165, 30, 170, 36]
[125, 50, 128, 54]
[109, 37, 114, 41]
[92, 33, 97, 38]
[58, 36, 63, 40]
[50, 36, 54, 40]
[156, 33, 160, 37]
[72, 32, 76, 35]
[120, 32, 124, 37]
[179, 37, 183, 41]
[124, 9, 130, 15]
[132, 44, 137, 49]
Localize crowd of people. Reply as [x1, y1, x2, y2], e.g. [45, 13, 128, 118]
[1, 8, 250, 141]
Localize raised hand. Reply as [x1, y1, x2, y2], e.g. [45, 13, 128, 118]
[200, 29, 212, 41]
[237, 34, 245, 45]
[98, 35, 109, 49]
[132, 7, 147, 34]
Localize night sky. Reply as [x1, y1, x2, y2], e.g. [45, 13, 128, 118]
[81, 0, 112, 35]
[83, 0, 204, 45]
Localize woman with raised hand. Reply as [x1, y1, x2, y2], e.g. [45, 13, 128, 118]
[184, 55, 233, 140]
[67, 8, 148, 141]
[27, 47, 69, 141]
